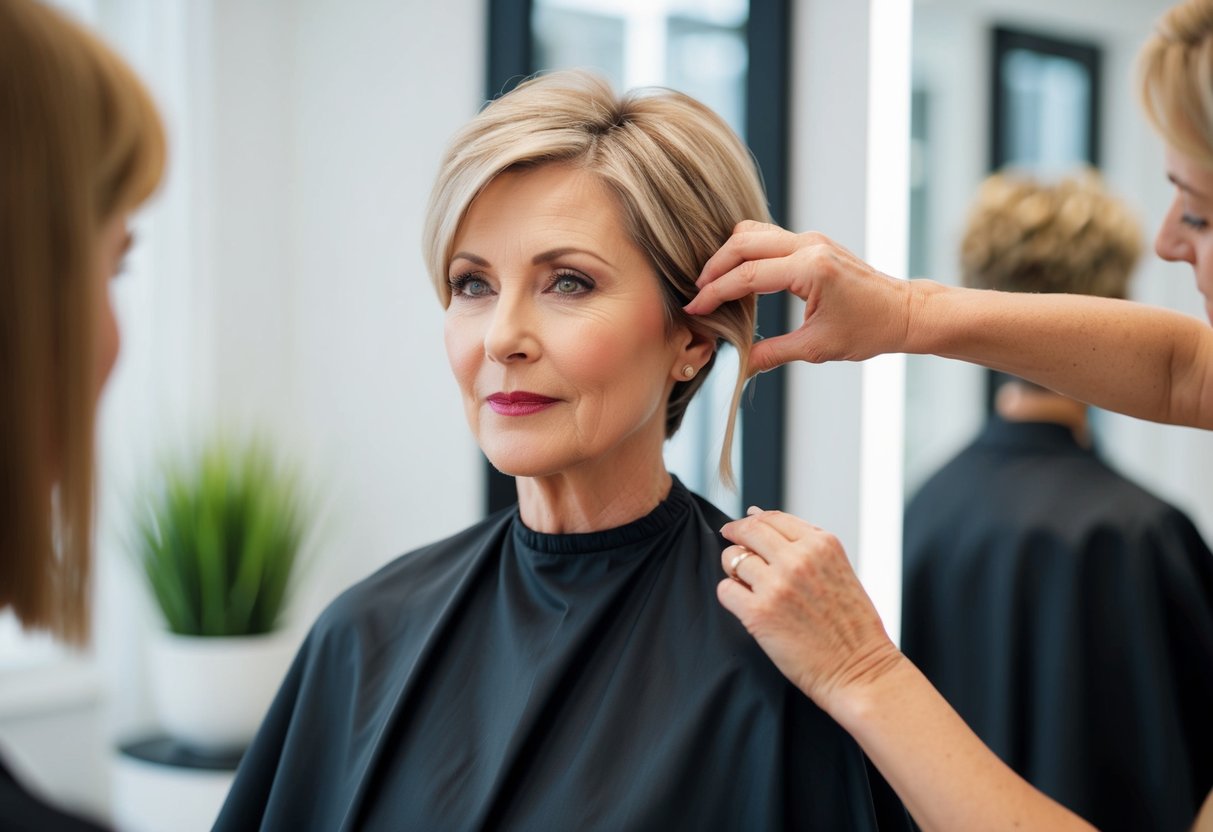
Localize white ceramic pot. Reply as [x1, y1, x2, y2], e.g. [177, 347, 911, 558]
[148, 630, 294, 755]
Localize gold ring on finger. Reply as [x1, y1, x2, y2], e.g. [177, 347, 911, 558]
[729, 549, 752, 581]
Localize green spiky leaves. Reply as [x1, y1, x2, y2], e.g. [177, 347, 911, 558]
[134, 439, 310, 636]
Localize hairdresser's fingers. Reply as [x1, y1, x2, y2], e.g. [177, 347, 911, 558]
[747, 331, 824, 374]
[741, 508, 818, 541]
[718, 575, 759, 615]
[721, 515, 800, 567]
[684, 255, 807, 316]
[697, 223, 801, 289]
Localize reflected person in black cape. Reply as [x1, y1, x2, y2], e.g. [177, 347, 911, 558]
[902, 173, 1213, 832]
[213, 71, 910, 831]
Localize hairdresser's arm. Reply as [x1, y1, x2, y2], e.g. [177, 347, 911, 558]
[831, 655, 1095, 832]
[686, 221, 1213, 429]
[716, 510, 1097, 832]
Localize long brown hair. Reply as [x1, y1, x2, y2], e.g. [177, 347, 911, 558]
[0, 0, 165, 644]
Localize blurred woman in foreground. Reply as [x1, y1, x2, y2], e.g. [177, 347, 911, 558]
[1, 0, 165, 827]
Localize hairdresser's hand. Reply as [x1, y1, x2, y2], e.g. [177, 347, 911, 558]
[686, 221, 914, 375]
[716, 507, 904, 717]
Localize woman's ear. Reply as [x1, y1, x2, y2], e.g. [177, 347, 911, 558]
[670, 325, 716, 381]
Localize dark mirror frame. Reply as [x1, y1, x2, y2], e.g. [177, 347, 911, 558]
[482, 0, 790, 515]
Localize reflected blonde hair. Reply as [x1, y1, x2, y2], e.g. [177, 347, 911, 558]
[960, 172, 1142, 299]
[1139, 0, 1213, 167]
[0, 0, 165, 644]
[423, 71, 767, 486]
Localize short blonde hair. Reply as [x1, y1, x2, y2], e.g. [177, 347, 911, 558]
[423, 71, 768, 485]
[0, 0, 166, 644]
[959, 172, 1142, 299]
[1140, 0, 1213, 168]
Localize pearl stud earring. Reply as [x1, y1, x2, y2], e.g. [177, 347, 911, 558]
[682, 364, 696, 379]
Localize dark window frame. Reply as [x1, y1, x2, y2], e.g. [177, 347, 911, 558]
[484, 0, 790, 514]
[988, 25, 1102, 172]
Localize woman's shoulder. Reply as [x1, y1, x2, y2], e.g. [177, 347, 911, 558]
[311, 507, 516, 642]
[685, 489, 733, 529]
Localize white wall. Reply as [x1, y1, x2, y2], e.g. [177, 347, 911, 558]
[150, 0, 486, 693]
[273, 0, 487, 616]
[164, 0, 488, 627]
[785, 0, 871, 560]
[785, 0, 912, 638]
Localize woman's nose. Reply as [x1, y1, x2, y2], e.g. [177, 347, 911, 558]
[1156, 200, 1196, 264]
[484, 295, 540, 364]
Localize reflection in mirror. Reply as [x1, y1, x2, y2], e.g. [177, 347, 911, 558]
[532, 0, 750, 513]
[905, 2, 1194, 499]
[906, 4, 1124, 496]
[982, 27, 1101, 409]
[904, 3, 1213, 830]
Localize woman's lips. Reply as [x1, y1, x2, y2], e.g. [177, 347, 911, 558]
[486, 392, 559, 416]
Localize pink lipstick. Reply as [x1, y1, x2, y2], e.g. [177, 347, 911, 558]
[486, 391, 558, 416]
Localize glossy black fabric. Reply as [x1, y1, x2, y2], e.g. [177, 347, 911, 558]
[903, 418, 1213, 832]
[0, 754, 107, 832]
[215, 479, 909, 831]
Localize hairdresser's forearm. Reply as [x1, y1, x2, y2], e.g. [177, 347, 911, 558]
[906, 281, 1213, 428]
[830, 656, 1096, 832]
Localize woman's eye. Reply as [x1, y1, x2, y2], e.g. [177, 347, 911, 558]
[549, 272, 593, 295]
[1182, 213, 1209, 231]
[448, 274, 493, 298]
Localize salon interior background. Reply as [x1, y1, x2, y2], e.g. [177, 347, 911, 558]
[1, 0, 1206, 823]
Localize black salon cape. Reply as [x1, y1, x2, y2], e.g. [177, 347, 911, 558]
[903, 418, 1213, 832]
[214, 479, 908, 831]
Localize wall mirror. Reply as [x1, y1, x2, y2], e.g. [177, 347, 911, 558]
[906, 0, 1213, 539]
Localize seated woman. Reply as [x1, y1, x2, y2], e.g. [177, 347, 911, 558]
[214, 71, 907, 831]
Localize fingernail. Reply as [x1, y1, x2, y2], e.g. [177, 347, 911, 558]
[746, 505, 763, 516]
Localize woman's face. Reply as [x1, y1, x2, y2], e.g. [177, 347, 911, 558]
[1156, 145, 1213, 323]
[444, 164, 700, 479]
[96, 213, 131, 399]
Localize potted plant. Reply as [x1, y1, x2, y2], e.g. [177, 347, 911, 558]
[133, 438, 311, 754]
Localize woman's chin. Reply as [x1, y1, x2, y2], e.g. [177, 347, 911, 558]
[482, 447, 571, 480]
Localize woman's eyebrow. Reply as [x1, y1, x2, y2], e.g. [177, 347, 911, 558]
[1168, 172, 1211, 200]
[450, 251, 490, 267]
[532, 247, 615, 268]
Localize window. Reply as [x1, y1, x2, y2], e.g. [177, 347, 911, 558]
[990, 26, 1101, 174]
